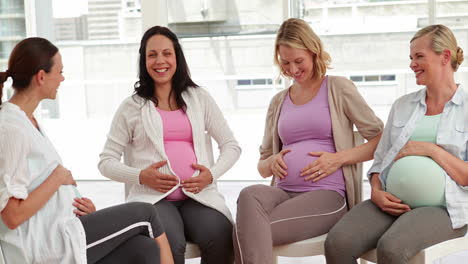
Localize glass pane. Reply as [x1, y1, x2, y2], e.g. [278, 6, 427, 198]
[167, 0, 280, 37]
[381, 74, 396, 81]
[350, 75, 363, 82]
[237, 79, 251, 85]
[252, 79, 266, 85]
[0, 0, 24, 15]
[435, 1, 468, 29]
[364, 75, 379, 82]
[302, 0, 428, 34]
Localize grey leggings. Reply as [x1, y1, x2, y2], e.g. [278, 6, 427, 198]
[234, 184, 348, 264]
[325, 199, 468, 264]
[153, 199, 234, 264]
[79, 202, 163, 264]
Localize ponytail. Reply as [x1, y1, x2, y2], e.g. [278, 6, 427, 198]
[456, 47, 464, 70]
[0, 71, 8, 105]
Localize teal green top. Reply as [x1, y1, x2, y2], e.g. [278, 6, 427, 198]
[386, 114, 446, 208]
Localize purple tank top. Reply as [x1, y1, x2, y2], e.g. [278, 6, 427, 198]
[157, 108, 197, 201]
[277, 76, 345, 196]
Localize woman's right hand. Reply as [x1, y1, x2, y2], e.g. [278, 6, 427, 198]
[269, 149, 291, 179]
[139, 161, 178, 193]
[371, 189, 411, 216]
[53, 164, 76, 186]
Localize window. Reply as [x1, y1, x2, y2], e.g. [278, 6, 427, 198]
[236, 78, 282, 87]
[350, 74, 396, 83]
[18, 0, 465, 181]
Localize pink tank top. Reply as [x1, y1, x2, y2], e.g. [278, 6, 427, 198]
[157, 107, 197, 201]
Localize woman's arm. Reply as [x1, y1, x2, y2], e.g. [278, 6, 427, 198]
[370, 172, 411, 216]
[98, 100, 143, 186]
[257, 92, 286, 178]
[1, 165, 75, 229]
[301, 78, 384, 181]
[154, 233, 174, 264]
[340, 133, 382, 164]
[301, 133, 382, 181]
[99, 125, 178, 191]
[257, 155, 274, 178]
[73, 197, 97, 216]
[202, 89, 241, 180]
[432, 146, 468, 186]
[257, 149, 290, 179]
[395, 141, 468, 186]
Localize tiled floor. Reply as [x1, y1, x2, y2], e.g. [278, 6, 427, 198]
[77, 180, 467, 264]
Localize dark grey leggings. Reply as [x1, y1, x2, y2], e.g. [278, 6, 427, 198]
[154, 199, 234, 264]
[325, 200, 467, 264]
[79, 202, 164, 264]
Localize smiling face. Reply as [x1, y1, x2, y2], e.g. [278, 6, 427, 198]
[43, 52, 64, 99]
[145, 34, 177, 89]
[278, 45, 315, 85]
[409, 34, 445, 86]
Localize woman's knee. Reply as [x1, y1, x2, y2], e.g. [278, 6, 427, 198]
[200, 219, 233, 248]
[129, 236, 160, 264]
[124, 202, 157, 219]
[237, 184, 268, 204]
[165, 230, 187, 256]
[325, 225, 355, 255]
[376, 236, 407, 263]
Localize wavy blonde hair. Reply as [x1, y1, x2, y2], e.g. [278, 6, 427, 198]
[411, 24, 464, 71]
[274, 18, 331, 80]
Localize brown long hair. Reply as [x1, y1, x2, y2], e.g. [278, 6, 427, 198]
[0, 37, 58, 105]
[134, 26, 198, 109]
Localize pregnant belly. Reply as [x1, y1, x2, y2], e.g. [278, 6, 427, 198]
[165, 141, 197, 201]
[277, 139, 344, 192]
[165, 141, 197, 180]
[386, 156, 446, 208]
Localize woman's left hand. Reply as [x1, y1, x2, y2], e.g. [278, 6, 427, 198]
[394, 141, 437, 161]
[182, 164, 213, 194]
[73, 197, 96, 216]
[300, 151, 344, 182]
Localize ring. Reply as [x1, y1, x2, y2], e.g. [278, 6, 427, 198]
[318, 170, 322, 175]
[195, 187, 199, 193]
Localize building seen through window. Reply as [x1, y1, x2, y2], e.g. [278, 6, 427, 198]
[0, 0, 467, 180]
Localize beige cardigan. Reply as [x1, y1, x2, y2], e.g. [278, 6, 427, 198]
[259, 75, 383, 208]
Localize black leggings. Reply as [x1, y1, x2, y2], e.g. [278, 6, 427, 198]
[79, 202, 163, 264]
[154, 199, 234, 264]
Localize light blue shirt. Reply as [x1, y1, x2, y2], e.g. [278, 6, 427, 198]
[368, 85, 468, 229]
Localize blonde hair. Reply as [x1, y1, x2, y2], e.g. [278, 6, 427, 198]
[411, 24, 464, 71]
[274, 18, 332, 80]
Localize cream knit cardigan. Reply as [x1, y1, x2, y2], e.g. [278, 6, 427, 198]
[98, 87, 241, 222]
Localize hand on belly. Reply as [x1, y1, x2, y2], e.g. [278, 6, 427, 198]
[281, 150, 318, 180]
[299, 151, 343, 182]
[280, 140, 342, 183]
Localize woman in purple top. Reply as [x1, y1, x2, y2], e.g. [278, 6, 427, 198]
[234, 18, 384, 264]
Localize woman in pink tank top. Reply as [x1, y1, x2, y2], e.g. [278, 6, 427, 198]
[100, 26, 240, 264]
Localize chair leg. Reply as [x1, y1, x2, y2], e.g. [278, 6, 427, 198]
[275, 256, 279, 264]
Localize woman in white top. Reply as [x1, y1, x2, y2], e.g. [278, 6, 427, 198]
[0, 37, 173, 264]
[99, 26, 241, 264]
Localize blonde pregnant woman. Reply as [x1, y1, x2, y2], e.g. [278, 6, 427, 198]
[325, 24, 468, 264]
[234, 18, 383, 264]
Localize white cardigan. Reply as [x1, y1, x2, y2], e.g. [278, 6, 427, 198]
[98, 87, 241, 222]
